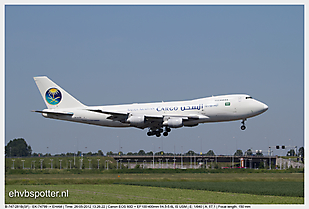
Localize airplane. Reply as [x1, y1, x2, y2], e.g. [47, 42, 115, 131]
[33, 76, 268, 137]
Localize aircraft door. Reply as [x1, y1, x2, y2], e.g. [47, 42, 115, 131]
[201, 104, 206, 115]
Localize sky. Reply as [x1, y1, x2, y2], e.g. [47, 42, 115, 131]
[4, 5, 304, 156]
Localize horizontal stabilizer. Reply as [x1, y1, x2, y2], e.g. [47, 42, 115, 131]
[32, 110, 74, 116]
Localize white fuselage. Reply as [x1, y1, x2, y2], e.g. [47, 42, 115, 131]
[41, 94, 268, 128]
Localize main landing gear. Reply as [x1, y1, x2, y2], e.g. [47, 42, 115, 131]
[163, 127, 171, 136]
[147, 127, 171, 137]
[240, 119, 246, 130]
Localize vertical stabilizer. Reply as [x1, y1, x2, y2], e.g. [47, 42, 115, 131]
[33, 76, 86, 109]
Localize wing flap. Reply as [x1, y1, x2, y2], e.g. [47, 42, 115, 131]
[87, 109, 128, 121]
[88, 109, 128, 116]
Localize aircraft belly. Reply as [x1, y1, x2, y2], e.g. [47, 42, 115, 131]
[205, 110, 240, 122]
[69, 110, 129, 127]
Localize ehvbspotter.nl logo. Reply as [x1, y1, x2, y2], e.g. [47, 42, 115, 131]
[8, 189, 69, 199]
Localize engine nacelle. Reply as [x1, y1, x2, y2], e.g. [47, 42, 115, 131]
[127, 115, 145, 127]
[166, 117, 183, 128]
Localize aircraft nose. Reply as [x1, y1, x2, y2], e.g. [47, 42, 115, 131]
[258, 102, 268, 114]
[263, 104, 268, 112]
[264, 104, 268, 111]
[252, 100, 268, 115]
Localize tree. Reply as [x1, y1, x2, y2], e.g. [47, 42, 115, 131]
[186, 150, 197, 156]
[287, 149, 295, 156]
[298, 147, 304, 157]
[106, 151, 114, 156]
[138, 150, 146, 155]
[245, 149, 253, 156]
[85, 152, 92, 156]
[206, 150, 215, 156]
[5, 138, 32, 157]
[33, 153, 43, 157]
[147, 151, 153, 156]
[234, 149, 243, 156]
[97, 150, 104, 156]
[155, 151, 161, 156]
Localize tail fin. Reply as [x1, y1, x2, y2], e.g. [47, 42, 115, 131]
[33, 76, 86, 109]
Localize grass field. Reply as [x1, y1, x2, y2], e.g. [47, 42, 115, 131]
[118, 181, 304, 197]
[5, 172, 304, 204]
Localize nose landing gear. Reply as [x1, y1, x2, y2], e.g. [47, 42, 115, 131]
[240, 119, 246, 130]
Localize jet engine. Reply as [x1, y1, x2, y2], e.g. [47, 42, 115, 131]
[166, 117, 183, 128]
[127, 115, 145, 127]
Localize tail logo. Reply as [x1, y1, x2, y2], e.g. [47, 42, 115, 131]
[45, 88, 62, 105]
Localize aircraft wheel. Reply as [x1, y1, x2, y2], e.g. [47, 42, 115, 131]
[166, 127, 171, 132]
[156, 133, 161, 137]
[147, 132, 152, 136]
[163, 132, 168, 136]
[241, 125, 246, 130]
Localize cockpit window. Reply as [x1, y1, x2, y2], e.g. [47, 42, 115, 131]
[246, 97, 252, 99]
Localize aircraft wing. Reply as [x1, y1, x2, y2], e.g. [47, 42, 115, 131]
[88, 109, 208, 128]
[88, 109, 163, 121]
